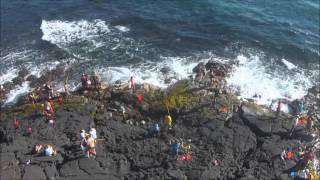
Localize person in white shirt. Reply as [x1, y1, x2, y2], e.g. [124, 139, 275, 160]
[89, 128, 97, 140]
[44, 145, 56, 156]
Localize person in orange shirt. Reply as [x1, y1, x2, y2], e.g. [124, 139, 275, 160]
[287, 149, 293, 160]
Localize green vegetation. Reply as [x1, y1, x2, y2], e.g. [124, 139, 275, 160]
[21, 97, 85, 116]
[163, 81, 200, 111]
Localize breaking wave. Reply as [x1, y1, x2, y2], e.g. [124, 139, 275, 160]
[1, 19, 318, 107]
[227, 53, 318, 105]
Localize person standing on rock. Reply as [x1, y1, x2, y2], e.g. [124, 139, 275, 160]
[80, 130, 88, 153]
[121, 105, 126, 121]
[170, 139, 180, 160]
[80, 74, 87, 89]
[64, 82, 70, 98]
[0, 85, 5, 110]
[86, 135, 96, 158]
[164, 115, 172, 130]
[89, 128, 97, 141]
[276, 100, 282, 116]
[14, 117, 21, 129]
[182, 139, 191, 155]
[43, 101, 54, 119]
[281, 148, 287, 161]
[153, 123, 160, 137]
[146, 123, 160, 138]
[128, 76, 136, 93]
[298, 101, 304, 115]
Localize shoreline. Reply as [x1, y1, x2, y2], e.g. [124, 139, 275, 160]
[0, 61, 319, 180]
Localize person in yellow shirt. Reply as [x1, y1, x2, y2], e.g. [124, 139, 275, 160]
[86, 135, 96, 158]
[164, 115, 172, 130]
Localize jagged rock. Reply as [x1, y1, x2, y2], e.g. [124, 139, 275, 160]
[201, 168, 219, 179]
[167, 169, 186, 180]
[12, 76, 24, 86]
[1, 63, 319, 180]
[59, 160, 87, 177]
[22, 165, 46, 180]
[78, 158, 106, 175]
[192, 62, 206, 74]
[240, 103, 276, 136]
[160, 66, 171, 74]
[18, 67, 29, 78]
[0, 152, 21, 180]
[117, 159, 130, 175]
[44, 164, 59, 180]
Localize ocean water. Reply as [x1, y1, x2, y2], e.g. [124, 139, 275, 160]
[1, 0, 319, 105]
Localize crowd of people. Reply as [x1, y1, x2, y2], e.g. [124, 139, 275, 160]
[80, 72, 101, 90]
[281, 145, 319, 179]
[5, 68, 319, 178]
[79, 128, 97, 158]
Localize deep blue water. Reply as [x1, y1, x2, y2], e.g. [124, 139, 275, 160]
[0, 0, 319, 104]
[2, 0, 319, 61]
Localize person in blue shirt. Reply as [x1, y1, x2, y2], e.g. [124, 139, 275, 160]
[170, 140, 180, 159]
[153, 123, 160, 136]
[145, 123, 160, 138]
[298, 101, 304, 114]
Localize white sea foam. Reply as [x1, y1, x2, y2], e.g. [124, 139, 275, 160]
[41, 19, 111, 47]
[227, 54, 314, 105]
[0, 68, 19, 85]
[281, 59, 297, 70]
[115, 25, 130, 32]
[4, 82, 30, 105]
[98, 56, 204, 88]
[28, 61, 61, 78]
[1, 50, 34, 64]
[40, 19, 132, 53]
[1, 18, 315, 108]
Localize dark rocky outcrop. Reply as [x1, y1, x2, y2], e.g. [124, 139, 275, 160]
[0, 61, 319, 180]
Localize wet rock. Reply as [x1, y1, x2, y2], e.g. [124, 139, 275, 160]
[240, 103, 275, 136]
[192, 62, 206, 74]
[160, 66, 171, 74]
[18, 67, 29, 79]
[12, 76, 24, 86]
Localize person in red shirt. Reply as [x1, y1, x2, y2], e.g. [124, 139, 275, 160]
[287, 150, 293, 160]
[136, 95, 143, 104]
[57, 97, 63, 103]
[14, 118, 20, 129]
